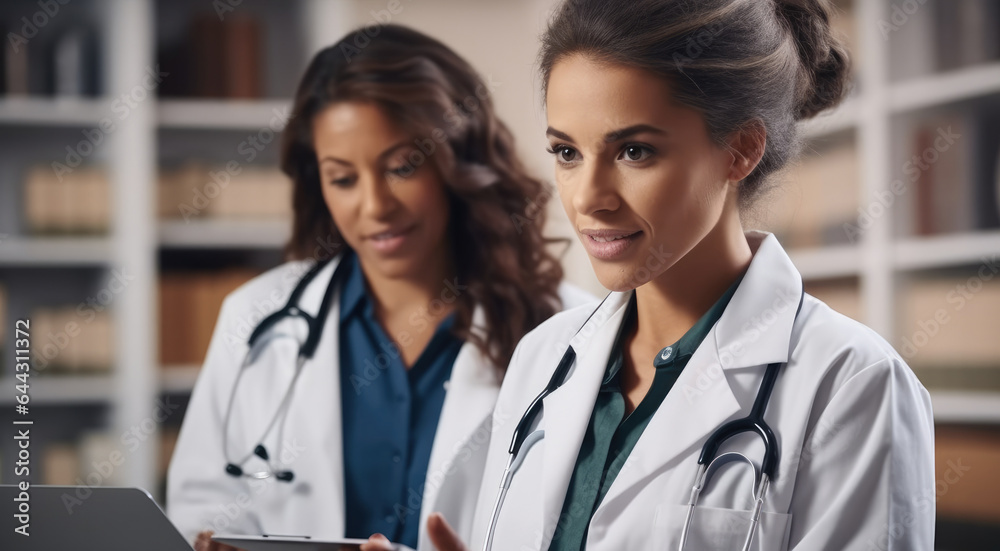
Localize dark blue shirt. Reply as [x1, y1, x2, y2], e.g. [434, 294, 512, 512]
[338, 253, 464, 548]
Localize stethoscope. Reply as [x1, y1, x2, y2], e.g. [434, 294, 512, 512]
[221, 252, 350, 483]
[482, 288, 803, 551]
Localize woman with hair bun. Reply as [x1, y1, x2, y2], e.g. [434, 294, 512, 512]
[384, 1, 934, 550]
[166, 24, 593, 551]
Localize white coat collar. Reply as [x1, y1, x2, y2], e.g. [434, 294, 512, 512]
[536, 231, 803, 543]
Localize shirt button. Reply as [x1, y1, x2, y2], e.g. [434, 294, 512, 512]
[659, 346, 673, 361]
[392, 453, 402, 464]
[385, 514, 396, 524]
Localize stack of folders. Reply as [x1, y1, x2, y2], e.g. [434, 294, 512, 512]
[24, 165, 110, 235]
[41, 432, 122, 486]
[158, 163, 292, 220]
[30, 307, 114, 374]
[898, 277, 1000, 374]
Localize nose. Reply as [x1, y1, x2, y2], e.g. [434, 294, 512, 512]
[359, 172, 401, 220]
[569, 157, 620, 216]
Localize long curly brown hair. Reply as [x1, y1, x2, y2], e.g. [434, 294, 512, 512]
[281, 24, 566, 374]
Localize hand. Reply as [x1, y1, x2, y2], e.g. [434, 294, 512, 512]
[360, 533, 395, 551]
[193, 531, 246, 551]
[426, 513, 468, 551]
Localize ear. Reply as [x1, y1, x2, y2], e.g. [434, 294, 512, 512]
[725, 121, 766, 184]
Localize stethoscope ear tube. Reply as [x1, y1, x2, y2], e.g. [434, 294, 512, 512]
[509, 347, 576, 456]
[695, 361, 782, 480]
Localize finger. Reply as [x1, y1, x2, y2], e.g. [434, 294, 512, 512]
[194, 531, 213, 551]
[427, 513, 468, 551]
[360, 533, 395, 551]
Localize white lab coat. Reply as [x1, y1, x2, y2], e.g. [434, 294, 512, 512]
[166, 254, 594, 549]
[469, 231, 936, 551]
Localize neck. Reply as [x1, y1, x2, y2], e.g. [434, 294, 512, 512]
[358, 244, 457, 323]
[632, 206, 751, 349]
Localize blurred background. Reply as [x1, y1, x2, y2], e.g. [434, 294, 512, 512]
[0, 0, 997, 548]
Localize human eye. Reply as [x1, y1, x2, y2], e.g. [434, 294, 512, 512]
[387, 164, 413, 178]
[545, 144, 580, 166]
[617, 143, 656, 163]
[328, 175, 355, 187]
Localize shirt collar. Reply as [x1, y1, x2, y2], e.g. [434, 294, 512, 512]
[602, 267, 746, 385]
[338, 250, 367, 322]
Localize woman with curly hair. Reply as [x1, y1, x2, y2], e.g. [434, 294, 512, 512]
[167, 24, 592, 551]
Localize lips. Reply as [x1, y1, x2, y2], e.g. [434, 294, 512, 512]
[580, 228, 641, 261]
[365, 224, 415, 254]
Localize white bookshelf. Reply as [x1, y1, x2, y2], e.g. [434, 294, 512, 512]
[0, 0, 348, 495]
[889, 61, 1000, 114]
[0, 97, 109, 126]
[0, 374, 115, 405]
[158, 99, 292, 130]
[787, 0, 1000, 421]
[0, 237, 112, 266]
[158, 219, 290, 249]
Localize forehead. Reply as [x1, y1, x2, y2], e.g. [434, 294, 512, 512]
[312, 101, 406, 149]
[545, 54, 682, 135]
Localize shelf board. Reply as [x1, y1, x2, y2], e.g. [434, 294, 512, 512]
[0, 97, 109, 126]
[931, 391, 1000, 424]
[0, 374, 114, 405]
[159, 364, 201, 394]
[894, 231, 1000, 272]
[788, 244, 862, 280]
[0, 236, 112, 266]
[158, 99, 292, 130]
[889, 62, 1000, 114]
[799, 95, 859, 139]
[158, 219, 289, 249]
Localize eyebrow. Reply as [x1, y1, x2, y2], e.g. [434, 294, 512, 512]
[318, 140, 412, 167]
[546, 124, 667, 144]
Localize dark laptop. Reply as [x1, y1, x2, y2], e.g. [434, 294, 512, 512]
[0, 485, 193, 551]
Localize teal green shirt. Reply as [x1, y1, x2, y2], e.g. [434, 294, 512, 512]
[548, 275, 744, 551]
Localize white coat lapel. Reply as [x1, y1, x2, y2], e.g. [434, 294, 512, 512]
[594, 232, 803, 516]
[419, 306, 500, 540]
[285, 256, 346, 535]
[539, 292, 632, 543]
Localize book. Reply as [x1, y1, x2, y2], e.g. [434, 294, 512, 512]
[30, 306, 114, 373]
[52, 26, 98, 97]
[42, 444, 80, 486]
[898, 276, 1000, 369]
[4, 21, 30, 96]
[182, 13, 263, 98]
[23, 165, 110, 235]
[907, 114, 973, 236]
[159, 269, 259, 365]
[223, 13, 262, 98]
[158, 163, 292, 220]
[935, 425, 1000, 522]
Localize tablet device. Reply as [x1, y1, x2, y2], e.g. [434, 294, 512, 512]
[0, 485, 193, 551]
[213, 534, 415, 551]
[213, 534, 363, 551]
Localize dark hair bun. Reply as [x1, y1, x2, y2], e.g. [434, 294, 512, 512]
[775, 0, 852, 120]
